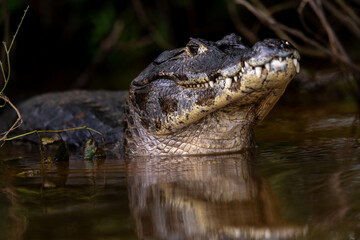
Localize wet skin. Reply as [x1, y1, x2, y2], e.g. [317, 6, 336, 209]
[125, 33, 300, 155]
[4, 34, 300, 156]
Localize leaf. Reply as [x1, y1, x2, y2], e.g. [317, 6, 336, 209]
[41, 136, 56, 145]
[83, 139, 106, 160]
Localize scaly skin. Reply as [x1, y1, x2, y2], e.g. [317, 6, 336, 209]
[2, 34, 300, 156]
[124, 33, 300, 155]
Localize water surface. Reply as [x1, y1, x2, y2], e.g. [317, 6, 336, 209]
[1, 103, 360, 239]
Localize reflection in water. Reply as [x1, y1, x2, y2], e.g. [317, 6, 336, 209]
[126, 151, 306, 240]
[0, 147, 129, 240]
[2, 117, 360, 240]
[2, 180, 28, 240]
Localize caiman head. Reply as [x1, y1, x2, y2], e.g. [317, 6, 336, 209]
[125, 33, 300, 155]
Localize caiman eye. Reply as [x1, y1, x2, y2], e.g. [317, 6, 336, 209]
[188, 45, 199, 55]
[186, 44, 209, 56]
[186, 38, 209, 56]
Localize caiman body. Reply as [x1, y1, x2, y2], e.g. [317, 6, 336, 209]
[2, 34, 300, 156]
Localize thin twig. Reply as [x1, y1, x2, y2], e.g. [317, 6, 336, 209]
[305, 0, 350, 62]
[234, 0, 360, 71]
[7, 6, 29, 53]
[0, 5, 29, 94]
[335, 0, 360, 26]
[298, 1, 328, 46]
[323, 0, 360, 38]
[0, 94, 23, 145]
[267, 1, 298, 15]
[3, 126, 105, 143]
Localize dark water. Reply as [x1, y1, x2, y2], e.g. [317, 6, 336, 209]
[1, 103, 360, 240]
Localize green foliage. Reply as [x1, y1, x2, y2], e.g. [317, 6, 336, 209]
[41, 136, 56, 145]
[83, 138, 106, 161]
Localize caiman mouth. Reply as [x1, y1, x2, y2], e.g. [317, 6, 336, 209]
[176, 50, 300, 90]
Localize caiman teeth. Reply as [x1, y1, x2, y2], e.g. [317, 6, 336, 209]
[225, 77, 232, 88]
[181, 55, 300, 90]
[296, 62, 300, 73]
[292, 58, 298, 68]
[265, 63, 270, 72]
[292, 58, 300, 73]
[209, 81, 214, 88]
[255, 66, 262, 78]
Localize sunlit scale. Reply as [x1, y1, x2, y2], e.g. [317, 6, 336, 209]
[181, 55, 300, 89]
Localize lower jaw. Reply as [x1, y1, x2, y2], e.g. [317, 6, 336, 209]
[171, 138, 256, 156]
[128, 124, 255, 156]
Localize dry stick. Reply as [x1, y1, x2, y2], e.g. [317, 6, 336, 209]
[250, 0, 324, 58]
[0, 6, 106, 149]
[235, 0, 328, 53]
[0, 95, 23, 144]
[250, 0, 299, 44]
[322, 0, 360, 38]
[297, 1, 329, 46]
[234, 0, 360, 71]
[0, 6, 29, 94]
[4, 126, 105, 143]
[267, 0, 298, 15]
[305, 0, 350, 63]
[335, 0, 360, 26]
[301, 0, 360, 72]
[0, 6, 28, 146]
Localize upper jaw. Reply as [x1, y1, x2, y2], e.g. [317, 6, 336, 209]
[175, 49, 300, 90]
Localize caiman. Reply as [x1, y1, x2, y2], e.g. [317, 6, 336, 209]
[2, 33, 300, 156]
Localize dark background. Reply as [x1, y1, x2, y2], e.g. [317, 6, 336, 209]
[1, 0, 359, 102]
